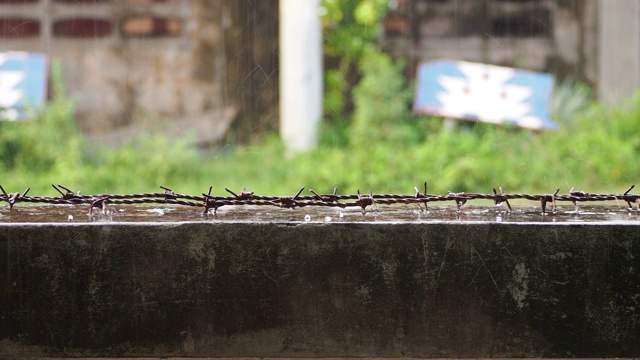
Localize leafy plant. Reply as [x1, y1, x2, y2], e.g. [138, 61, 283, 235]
[321, 0, 400, 120]
[350, 51, 412, 148]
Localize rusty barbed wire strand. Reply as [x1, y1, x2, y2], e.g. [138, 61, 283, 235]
[1, 183, 640, 216]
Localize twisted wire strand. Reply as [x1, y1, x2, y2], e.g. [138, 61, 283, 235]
[1, 183, 639, 215]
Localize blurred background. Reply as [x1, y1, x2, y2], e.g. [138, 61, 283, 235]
[0, 0, 638, 196]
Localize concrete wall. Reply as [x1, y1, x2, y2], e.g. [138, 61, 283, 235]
[0, 0, 235, 145]
[2, 221, 640, 357]
[598, 0, 640, 104]
[384, 0, 600, 86]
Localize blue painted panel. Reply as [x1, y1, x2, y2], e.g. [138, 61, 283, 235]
[414, 60, 556, 130]
[0, 52, 48, 120]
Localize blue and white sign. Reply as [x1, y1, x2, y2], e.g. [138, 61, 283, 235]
[414, 60, 557, 130]
[0, 52, 48, 120]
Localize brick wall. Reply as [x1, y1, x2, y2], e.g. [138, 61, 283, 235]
[0, 0, 235, 146]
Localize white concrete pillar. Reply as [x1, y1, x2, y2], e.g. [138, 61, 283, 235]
[598, 0, 640, 104]
[279, 0, 323, 153]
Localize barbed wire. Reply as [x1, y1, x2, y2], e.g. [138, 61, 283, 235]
[1, 182, 640, 216]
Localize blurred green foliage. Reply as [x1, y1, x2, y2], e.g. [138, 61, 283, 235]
[321, 0, 390, 61]
[1, 70, 639, 197]
[321, 0, 403, 128]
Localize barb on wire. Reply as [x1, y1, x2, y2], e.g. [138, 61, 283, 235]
[226, 187, 254, 200]
[356, 189, 377, 215]
[203, 186, 223, 215]
[160, 185, 177, 200]
[89, 197, 108, 215]
[623, 185, 640, 210]
[278, 187, 305, 209]
[0, 185, 30, 210]
[414, 182, 428, 211]
[309, 187, 340, 204]
[52, 184, 77, 200]
[1, 182, 639, 216]
[448, 191, 468, 213]
[493, 187, 512, 211]
[539, 189, 560, 215]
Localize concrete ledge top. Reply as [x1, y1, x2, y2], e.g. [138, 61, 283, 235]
[1, 204, 640, 225]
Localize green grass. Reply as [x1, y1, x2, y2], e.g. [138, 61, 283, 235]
[1, 81, 640, 198]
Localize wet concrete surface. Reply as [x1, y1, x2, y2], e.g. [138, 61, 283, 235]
[2, 204, 640, 358]
[1, 203, 640, 224]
